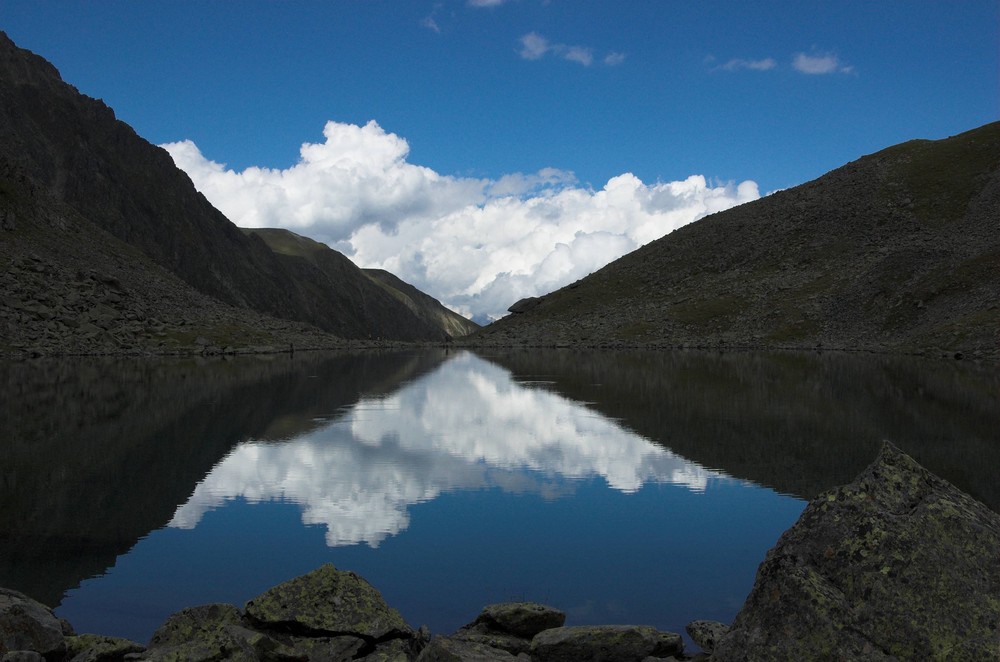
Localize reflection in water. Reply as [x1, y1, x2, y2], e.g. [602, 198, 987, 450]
[2, 347, 997, 645]
[170, 353, 731, 547]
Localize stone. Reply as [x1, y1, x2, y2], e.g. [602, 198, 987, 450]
[712, 441, 1000, 661]
[282, 634, 366, 661]
[415, 636, 518, 661]
[0, 588, 66, 659]
[141, 603, 296, 661]
[468, 602, 565, 639]
[1, 652, 43, 662]
[245, 564, 412, 640]
[507, 297, 541, 314]
[451, 627, 529, 657]
[529, 625, 683, 662]
[683, 620, 728, 654]
[358, 638, 421, 662]
[65, 634, 144, 661]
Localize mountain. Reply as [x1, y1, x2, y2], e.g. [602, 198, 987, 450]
[0, 32, 467, 356]
[244, 228, 477, 340]
[470, 123, 1000, 360]
[362, 268, 480, 339]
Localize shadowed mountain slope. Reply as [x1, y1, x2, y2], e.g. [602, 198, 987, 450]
[363, 268, 479, 338]
[0, 32, 452, 352]
[471, 123, 1000, 359]
[245, 228, 477, 340]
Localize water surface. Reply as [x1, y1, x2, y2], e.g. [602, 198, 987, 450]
[1, 349, 996, 645]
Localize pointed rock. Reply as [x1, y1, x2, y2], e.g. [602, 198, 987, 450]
[712, 441, 1000, 660]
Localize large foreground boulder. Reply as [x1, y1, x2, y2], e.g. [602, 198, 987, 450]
[0, 588, 66, 660]
[713, 441, 1000, 660]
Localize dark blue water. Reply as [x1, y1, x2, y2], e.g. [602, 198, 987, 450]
[2, 349, 997, 646]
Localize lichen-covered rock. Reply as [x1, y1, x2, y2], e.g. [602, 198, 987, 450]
[1, 652, 44, 662]
[64, 634, 144, 661]
[280, 634, 366, 661]
[712, 441, 1000, 661]
[415, 636, 518, 661]
[529, 625, 683, 662]
[683, 620, 727, 654]
[451, 626, 530, 657]
[357, 637, 418, 662]
[0, 588, 65, 659]
[245, 565, 411, 641]
[142, 603, 296, 661]
[469, 603, 565, 639]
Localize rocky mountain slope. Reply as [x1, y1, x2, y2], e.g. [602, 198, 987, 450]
[245, 228, 477, 340]
[471, 123, 1000, 360]
[0, 32, 467, 356]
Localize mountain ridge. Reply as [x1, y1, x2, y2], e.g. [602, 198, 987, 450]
[0, 32, 472, 355]
[468, 122, 1000, 360]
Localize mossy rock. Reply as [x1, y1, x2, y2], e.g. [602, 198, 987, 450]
[64, 633, 144, 661]
[245, 565, 411, 640]
[530, 625, 683, 662]
[143, 604, 297, 661]
[712, 441, 1000, 660]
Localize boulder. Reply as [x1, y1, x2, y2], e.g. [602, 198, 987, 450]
[0, 588, 65, 659]
[415, 636, 519, 661]
[529, 625, 683, 662]
[507, 297, 541, 314]
[64, 634, 144, 661]
[142, 603, 297, 661]
[683, 620, 727, 654]
[468, 602, 565, 639]
[245, 565, 412, 640]
[712, 441, 1000, 660]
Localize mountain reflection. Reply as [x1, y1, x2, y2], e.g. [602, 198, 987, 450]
[170, 352, 730, 547]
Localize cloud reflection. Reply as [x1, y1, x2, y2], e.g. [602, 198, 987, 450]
[169, 353, 732, 547]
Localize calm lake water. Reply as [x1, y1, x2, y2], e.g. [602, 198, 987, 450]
[2, 349, 998, 646]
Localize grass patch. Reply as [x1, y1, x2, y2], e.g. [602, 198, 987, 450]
[671, 295, 744, 325]
[880, 123, 1000, 224]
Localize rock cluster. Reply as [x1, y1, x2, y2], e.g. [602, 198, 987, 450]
[3, 444, 998, 661]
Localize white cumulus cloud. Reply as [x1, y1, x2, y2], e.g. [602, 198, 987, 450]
[162, 120, 759, 323]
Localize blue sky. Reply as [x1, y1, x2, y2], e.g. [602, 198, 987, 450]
[3, 1, 998, 321]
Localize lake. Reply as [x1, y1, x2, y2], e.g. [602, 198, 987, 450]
[2, 348, 998, 647]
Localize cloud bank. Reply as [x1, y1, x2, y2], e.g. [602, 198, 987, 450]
[163, 120, 758, 322]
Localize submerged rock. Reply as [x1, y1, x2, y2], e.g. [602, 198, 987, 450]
[0, 588, 65, 660]
[415, 636, 521, 661]
[529, 625, 683, 662]
[245, 564, 412, 641]
[712, 441, 1000, 660]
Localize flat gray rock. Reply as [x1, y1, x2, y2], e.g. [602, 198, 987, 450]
[530, 625, 683, 662]
[713, 441, 1000, 660]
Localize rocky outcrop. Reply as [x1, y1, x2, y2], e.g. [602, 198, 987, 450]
[712, 441, 1000, 660]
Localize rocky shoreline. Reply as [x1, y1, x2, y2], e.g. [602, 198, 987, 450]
[2, 443, 998, 661]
